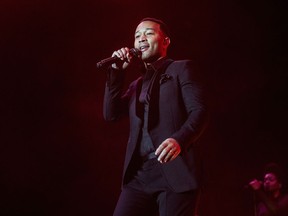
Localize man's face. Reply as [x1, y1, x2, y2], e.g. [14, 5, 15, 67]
[134, 20, 169, 63]
[263, 173, 282, 193]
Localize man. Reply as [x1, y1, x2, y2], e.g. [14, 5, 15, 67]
[249, 163, 288, 216]
[103, 17, 208, 216]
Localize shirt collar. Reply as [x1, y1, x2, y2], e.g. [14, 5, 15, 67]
[146, 57, 169, 72]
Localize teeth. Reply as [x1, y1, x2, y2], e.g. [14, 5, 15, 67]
[140, 46, 148, 51]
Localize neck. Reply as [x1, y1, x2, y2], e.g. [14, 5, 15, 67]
[267, 190, 281, 199]
[145, 56, 165, 68]
[273, 190, 281, 198]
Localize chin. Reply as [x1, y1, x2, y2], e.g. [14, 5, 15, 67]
[264, 187, 272, 192]
[141, 52, 150, 60]
[142, 54, 160, 63]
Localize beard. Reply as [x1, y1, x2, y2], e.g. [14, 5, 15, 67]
[141, 51, 162, 63]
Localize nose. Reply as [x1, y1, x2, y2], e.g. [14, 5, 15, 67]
[139, 35, 147, 43]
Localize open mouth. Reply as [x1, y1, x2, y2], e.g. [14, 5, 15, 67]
[139, 45, 149, 52]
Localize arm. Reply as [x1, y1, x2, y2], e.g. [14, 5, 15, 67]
[250, 179, 288, 215]
[103, 67, 127, 121]
[103, 47, 138, 121]
[256, 190, 288, 216]
[156, 60, 209, 163]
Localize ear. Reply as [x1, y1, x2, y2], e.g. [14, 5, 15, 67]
[163, 37, 170, 47]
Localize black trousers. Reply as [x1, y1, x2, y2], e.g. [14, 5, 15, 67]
[113, 158, 198, 216]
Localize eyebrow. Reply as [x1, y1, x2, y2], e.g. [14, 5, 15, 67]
[135, 28, 155, 35]
[264, 177, 277, 180]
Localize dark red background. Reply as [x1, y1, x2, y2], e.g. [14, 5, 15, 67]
[1, 0, 287, 215]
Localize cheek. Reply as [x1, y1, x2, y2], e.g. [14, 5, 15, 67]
[152, 43, 162, 52]
[270, 182, 280, 189]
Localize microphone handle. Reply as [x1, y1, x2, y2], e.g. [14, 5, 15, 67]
[96, 56, 119, 69]
[96, 48, 141, 69]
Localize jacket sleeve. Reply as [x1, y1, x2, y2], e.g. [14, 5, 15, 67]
[170, 60, 209, 149]
[103, 68, 128, 121]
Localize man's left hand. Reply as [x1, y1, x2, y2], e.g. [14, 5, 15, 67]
[155, 138, 181, 163]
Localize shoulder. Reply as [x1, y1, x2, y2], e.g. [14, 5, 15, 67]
[172, 59, 193, 64]
[165, 59, 195, 76]
[281, 193, 288, 201]
[167, 59, 194, 71]
[166, 59, 207, 85]
[170, 59, 193, 66]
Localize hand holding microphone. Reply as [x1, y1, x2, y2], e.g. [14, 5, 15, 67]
[249, 179, 263, 190]
[96, 47, 141, 69]
[111, 47, 133, 70]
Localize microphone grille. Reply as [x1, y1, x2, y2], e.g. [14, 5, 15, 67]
[129, 48, 141, 57]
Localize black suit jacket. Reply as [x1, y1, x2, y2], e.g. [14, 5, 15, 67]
[104, 58, 208, 192]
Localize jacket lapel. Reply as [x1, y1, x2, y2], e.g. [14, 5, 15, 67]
[148, 59, 174, 130]
[135, 78, 144, 120]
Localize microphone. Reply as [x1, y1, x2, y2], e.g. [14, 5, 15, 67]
[96, 48, 141, 68]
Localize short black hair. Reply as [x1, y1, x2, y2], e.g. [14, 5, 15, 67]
[139, 17, 171, 38]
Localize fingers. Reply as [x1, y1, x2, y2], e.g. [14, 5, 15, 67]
[249, 179, 262, 190]
[155, 138, 181, 163]
[112, 47, 130, 60]
[111, 47, 134, 69]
